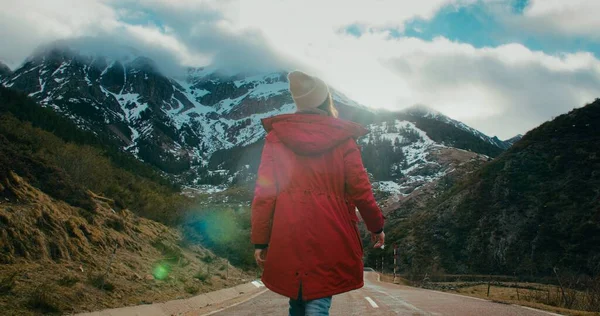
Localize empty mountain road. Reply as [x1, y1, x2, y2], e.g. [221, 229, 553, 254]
[208, 273, 561, 316]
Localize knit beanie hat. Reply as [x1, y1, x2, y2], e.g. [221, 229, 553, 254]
[288, 71, 330, 111]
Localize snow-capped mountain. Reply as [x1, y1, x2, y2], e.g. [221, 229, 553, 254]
[357, 119, 491, 207]
[400, 104, 512, 150]
[1, 45, 507, 188]
[504, 134, 523, 147]
[0, 62, 11, 79]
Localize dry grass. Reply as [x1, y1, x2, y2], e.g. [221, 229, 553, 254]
[0, 172, 254, 315]
[27, 284, 63, 315]
[0, 273, 17, 294]
[451, 283, 598, 316]
[380, 273, 600, 316]
[57, 275, 79, 287]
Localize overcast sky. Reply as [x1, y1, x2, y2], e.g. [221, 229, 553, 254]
[1, 0, 599, 139]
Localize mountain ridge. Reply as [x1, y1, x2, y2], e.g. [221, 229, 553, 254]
[504, 134, 523, 146]
[378, 99, 600, 276]
[1, 45, 508, 188]
[0, 62, 11, 79]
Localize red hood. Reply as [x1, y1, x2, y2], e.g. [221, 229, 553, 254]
[262, 114, 369, 155]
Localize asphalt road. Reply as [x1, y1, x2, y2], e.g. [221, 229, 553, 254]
[210, 273, 562, 316]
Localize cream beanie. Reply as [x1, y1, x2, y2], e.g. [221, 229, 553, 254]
[287, 71, 330, 111]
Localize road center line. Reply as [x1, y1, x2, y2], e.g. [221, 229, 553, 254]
[365, 297, 379, 308]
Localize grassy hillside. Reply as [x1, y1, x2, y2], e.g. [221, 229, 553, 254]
[0, 86, 189, 224]
[0, 86, 175, 189]
[0, 87, 258, 314]
[385, 99, 600, 278]
[0, 171, 250, 315]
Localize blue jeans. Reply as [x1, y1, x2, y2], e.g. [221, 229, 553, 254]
[289, 297, 332, 316]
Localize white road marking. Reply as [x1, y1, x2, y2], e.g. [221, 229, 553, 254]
[373, 288, 425, 312]
[518, 305, 564, 316]
[251, 281, 265, 288]
[365, 297, 379, 308]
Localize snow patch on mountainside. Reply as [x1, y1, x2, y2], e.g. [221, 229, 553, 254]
[376, 181, 403, 195]
[250, 81, 288, 98]
[404, 105, 507, 149]
[364, 119, 442, 166]
[363, 119, 455, 196]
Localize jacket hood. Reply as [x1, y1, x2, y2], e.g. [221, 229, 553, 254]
[262, 114, 369, 155]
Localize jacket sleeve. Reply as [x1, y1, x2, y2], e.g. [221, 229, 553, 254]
[251, 138, 278, 247]
[343, 139, 385, 233]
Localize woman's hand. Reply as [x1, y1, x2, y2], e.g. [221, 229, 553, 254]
[254, 249, 267, 269]
[371, 231, 385, 249]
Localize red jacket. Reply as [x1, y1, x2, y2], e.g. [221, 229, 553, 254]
[251, 113, 385, 300]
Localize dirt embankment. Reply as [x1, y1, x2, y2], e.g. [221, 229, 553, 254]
[0, 171, 250, 316]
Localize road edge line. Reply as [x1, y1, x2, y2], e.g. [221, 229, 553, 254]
[420, 290, 565, 315]
[516, 305, 564, 316]
[373, 274, 564, 316]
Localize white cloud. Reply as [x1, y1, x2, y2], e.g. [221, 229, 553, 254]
[0, 0, 291, 74]
[381, 37, 600, 138]
[232, 0, 459, 31]
[209, 0, 600, 138]
[259, 21, 600, 138]
[1, 0, 600, 139]
[516, 0, 600, 40]
[0, 0, 117, 67]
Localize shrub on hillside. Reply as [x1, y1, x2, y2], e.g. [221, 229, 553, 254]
[0, 272, 16, 294]
[88, 274, 115, 291]
[0, 113, 190, 224]
[28, 285, 62, 314]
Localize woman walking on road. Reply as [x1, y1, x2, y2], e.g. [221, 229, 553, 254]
[251, 70, 386, 316]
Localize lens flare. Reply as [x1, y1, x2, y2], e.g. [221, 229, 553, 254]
[257, 175, 274, 187]
[185, 209, 238, 244]
[153, 264, 170, 280]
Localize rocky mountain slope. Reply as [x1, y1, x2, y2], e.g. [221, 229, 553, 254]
[379, 99, 600, 277]
[376, 147, 490, 213]
[1, 44, 508, 191]
[1, 46, 365, 178]
[357, 118, 492, 207]
[504, 134, 524, 147]
[399, 104, 513, 150]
